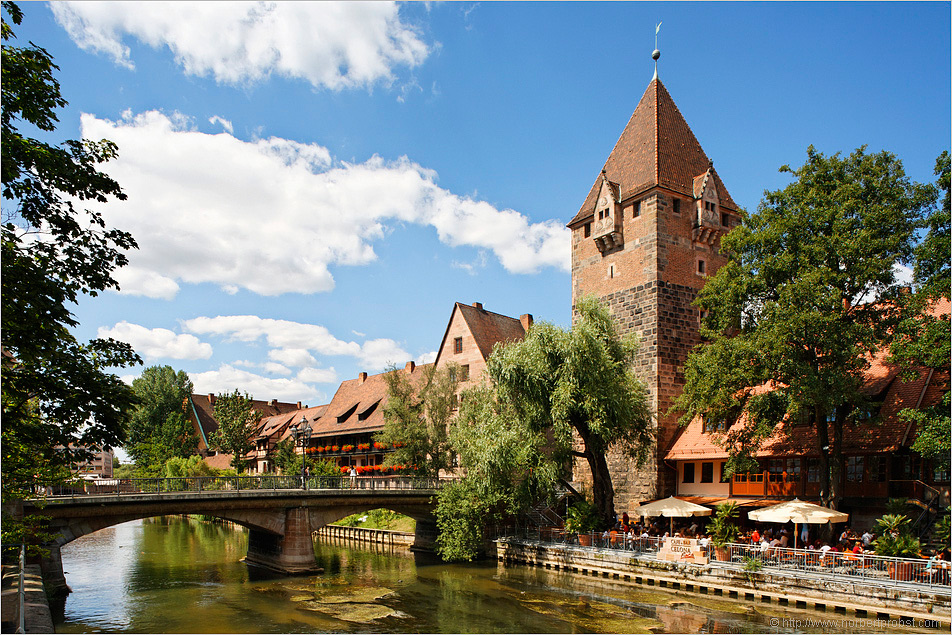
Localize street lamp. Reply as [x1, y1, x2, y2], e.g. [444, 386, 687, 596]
[289, 415, 312, 488]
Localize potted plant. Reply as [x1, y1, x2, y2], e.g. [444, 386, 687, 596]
[565, 499, 600, 546]
[708, 502, 739, 561]
[872, 512, 921, 580]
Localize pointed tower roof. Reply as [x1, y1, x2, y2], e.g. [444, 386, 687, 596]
[568, 79, 739, 227]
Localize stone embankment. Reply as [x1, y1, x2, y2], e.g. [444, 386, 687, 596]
[1, 564, 55, 634]
[315, 524, 415, 547]
[496, 539, 951, 629]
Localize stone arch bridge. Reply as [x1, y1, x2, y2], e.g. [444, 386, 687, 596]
[20, 475, 442, 594]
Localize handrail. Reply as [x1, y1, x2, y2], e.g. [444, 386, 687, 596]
[28, 475, 448, 500]
[17, 543, 25, 634]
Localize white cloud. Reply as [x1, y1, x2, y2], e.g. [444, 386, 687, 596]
[297, 367, 340, 384]
[183, 315, 409, 372]
[190, 364, 325, 403]
[417, 350, 438, 364]
[262, 362, 292, 376]
[268, 348, 318, 368]
[208, 115, 233, 134]
[81, 110, 570, 300]
[51, 1, 430, 91]
[98, 321, 213, 360]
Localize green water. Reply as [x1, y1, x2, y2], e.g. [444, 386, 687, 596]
[55, 518, 935, 633]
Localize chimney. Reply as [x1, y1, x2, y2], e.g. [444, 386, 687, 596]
[405, 361, 415, 374]
[269, 399, 277, 407]
[358, 372, 368, 384]
[472, 302, 483, 310]
[520, 313, 533, 331]
[296, 401, 302, 409]
[207, 393, 214, 403]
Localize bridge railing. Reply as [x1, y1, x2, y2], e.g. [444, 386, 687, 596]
[34, 475, 444, 498]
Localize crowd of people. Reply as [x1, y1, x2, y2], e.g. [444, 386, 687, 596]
[597, 511, 950, 584]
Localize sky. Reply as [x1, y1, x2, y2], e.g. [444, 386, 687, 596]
[9, 2, 951, 412]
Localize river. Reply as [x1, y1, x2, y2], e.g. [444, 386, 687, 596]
[54, 517, 927, 633]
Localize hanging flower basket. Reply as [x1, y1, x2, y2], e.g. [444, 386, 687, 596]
[342, 444, 354, 452]
[331, 445, 340, 452]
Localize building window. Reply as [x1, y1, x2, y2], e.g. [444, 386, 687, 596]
[633, 201, 641, 218]
[697, 259, 706, 275]
[807, 458, 821, 483]
[719, 462, 730, 483]
[673, 199, 681, 215]
[933, 463, 950, 483]
[702, 416, 726, 433]
[700, 462, 714, 483]
[867, 455, 887, 483]
[460, 365, 470, 382]
[454, 337, 463, 354]
[608, 264, 615, 279]
[584, 223, 591, 238]
[845, 456, 864, 483]
[683, 463, 695, 484]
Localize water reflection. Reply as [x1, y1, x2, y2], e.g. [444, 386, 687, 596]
[56, 517, 932, 633]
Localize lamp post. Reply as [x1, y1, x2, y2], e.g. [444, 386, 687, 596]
[289, 415, 312, 488]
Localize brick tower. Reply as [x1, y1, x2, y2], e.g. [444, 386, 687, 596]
[567, 76, 741, 509]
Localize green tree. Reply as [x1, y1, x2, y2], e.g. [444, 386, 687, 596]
[486, 296, 653, 527]
[209, 390, 258, 473]
[435, 384, 558, 561]
[674, 146, 933, 508]
[375, 363, 460, 477]
[126, 365, 197, 472]
[1, 1, 139, 551]
[890, 151, 950, 468]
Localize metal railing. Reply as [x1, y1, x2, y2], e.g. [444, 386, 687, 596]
[31, 475, 446, 499]
[491, 527, 951, 597]
[719, 542, 951, 593]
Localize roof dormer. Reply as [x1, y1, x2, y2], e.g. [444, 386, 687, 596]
[592, 171, 622, 253]
[692, 164, 727, 247]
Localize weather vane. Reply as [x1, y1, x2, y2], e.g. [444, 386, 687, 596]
[652, 21, 662, 80]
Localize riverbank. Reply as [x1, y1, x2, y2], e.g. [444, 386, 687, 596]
[316, 524, 415, 547]
[495, 538, 952, 629]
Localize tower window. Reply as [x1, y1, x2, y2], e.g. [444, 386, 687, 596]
[633, 201, 641, 218]
[454, 337, 463, 354]
[673, 199, 680, 215]
[584, 223, 591, 237]
[697, 259, 706, 275]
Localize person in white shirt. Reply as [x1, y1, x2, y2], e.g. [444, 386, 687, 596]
[861, 530, 873, 546]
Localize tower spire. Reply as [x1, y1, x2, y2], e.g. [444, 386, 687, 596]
[652, 21, 662, 80]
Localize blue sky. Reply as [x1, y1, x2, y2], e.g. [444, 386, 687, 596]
[11, 2, 951, 410]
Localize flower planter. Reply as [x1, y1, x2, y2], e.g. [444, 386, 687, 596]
[888, 562, 914, 581]
[577, 533, 593, 547]
[714, 546, 729, 562]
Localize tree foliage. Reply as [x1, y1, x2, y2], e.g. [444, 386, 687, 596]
[126, 365, 197, 473]
[271, 438, 339, 477]
[486, 296, 653, 526]
[674, 146, 933, 507]
[375, 363, 460, 477]
[209, 390, 258, 473]
[1, 0, 139, 544]
[890, 151, 951, 467]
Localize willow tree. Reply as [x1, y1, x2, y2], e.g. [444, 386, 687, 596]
[485, 296, 652, 527]
[674, 146, 933, 509]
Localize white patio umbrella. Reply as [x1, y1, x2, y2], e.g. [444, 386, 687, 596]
[630, 496, 713, 536]
[747, 498, 849, 549]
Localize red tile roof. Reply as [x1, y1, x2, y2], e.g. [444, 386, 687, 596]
[304, 364, 433, 439]
[188, 394, 301, 448]
[569, 79, 739, 228]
